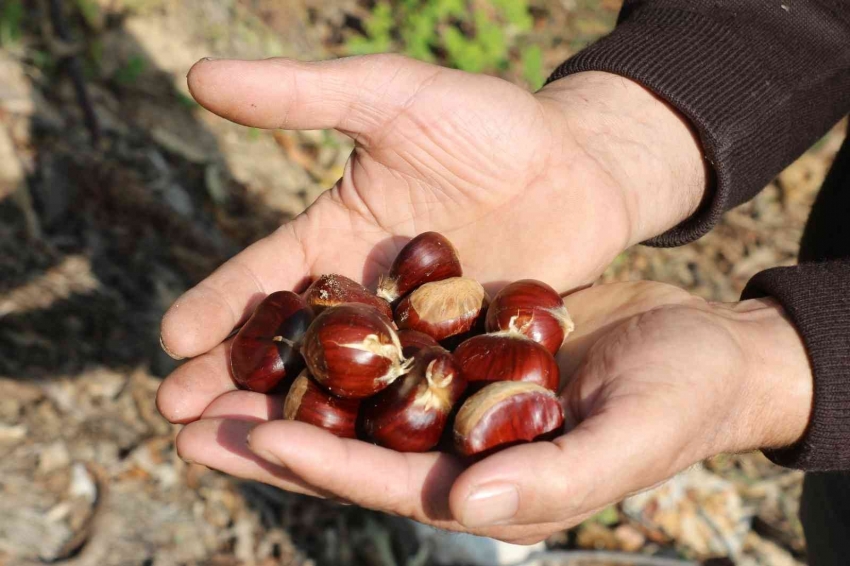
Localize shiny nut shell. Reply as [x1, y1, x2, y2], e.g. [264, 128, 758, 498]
[230, 291, 314, 393]
[301, 303, 412, 399]
[395, 277, 488, 342]
[453, 381, 564, 456]
[486, 279, 574, 355]
[453, 333, 560, 392]
[284, 371, 360, 438]
[397, 329, 440, 358]
[303, 274, 393, 319]
[361, 347, 466, 452]
[377, 232, 462, 302]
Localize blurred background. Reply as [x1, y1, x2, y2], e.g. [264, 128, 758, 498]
[0, 1, 845, 565]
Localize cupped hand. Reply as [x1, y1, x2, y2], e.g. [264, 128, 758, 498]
[166, 281, 812, 544]
[157, 54, 706, 422]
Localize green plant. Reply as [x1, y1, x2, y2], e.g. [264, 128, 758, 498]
[0, 0, 24, 47]
[346, 0, 539, 83]
[521, 45, 545, 90]
[114, 54, 147, 86]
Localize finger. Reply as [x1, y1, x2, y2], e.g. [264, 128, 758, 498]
[247, 420, 467, 527]
[449, 402, 681, 529]
[179, 419, 553, 543]
[160, 223, 310, 359]
[201, 390, 285, 422]
[156, 340, 237, 424]
[187, 54, 443, 143]
[176, 418, 333, 500]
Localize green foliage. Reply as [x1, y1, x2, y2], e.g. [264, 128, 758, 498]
[114, 54, 147, 85]
[175, 92, 200, 110]
[346, 0, 538, 82]
[75, 0, 102, 29]
[585, 505, 620, 526]
[521, 44, 544, 90]
[0, 0, 24, 47]
[347, 2, 394, 55]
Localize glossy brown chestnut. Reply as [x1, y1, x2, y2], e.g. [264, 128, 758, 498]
[453, 334, 560, 392]
[284, 371, 360, 438]
[397, 329, 440, 358]
[453, 381, 564, 457]
[394, 277, 489, 342]
[361, 346, 466, 452]
[301, 303, 413, 399]
[486, 279, 574, 355]
[377, 232, 462, 302]
[302, 274, 393, 319]
[230, 291, 314, 393]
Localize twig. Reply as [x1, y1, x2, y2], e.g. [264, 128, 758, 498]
[46, 0, 100, 145]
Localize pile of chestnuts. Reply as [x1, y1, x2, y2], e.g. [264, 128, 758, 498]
[230, 232, 575, 457]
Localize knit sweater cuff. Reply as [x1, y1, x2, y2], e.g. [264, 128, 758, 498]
[742, 260, 850, 471]
[547, 5, 846, 247]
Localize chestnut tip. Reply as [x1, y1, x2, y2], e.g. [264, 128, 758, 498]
[303, 274, 393, 319]
[360, 346, 466, 452]
[453, 333, 560, 392]
[485, 279, 575, 355]
[301, 303, 413, 399]
[230, 291, 314, 393]
[378, 232, 463, 302]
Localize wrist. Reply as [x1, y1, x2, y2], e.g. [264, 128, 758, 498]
[536, 71, 708, 246]
[715, 298, 814, 452]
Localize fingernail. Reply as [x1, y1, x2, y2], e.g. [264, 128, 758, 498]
[160, 335, 185, 361]
[459, 483, 519, 528]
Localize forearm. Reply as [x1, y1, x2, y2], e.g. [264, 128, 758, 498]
[535, 71, 708, 247]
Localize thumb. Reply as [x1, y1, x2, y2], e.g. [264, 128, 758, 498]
[448, 402, 683, 529]
[186, 54, 441, 143]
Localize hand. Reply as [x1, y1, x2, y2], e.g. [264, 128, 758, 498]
[168, 281, 812, 544]
[157, 54, 707, 421]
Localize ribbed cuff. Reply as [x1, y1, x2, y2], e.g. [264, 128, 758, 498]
[742, 260, 850, 472]
[547, 5, 843, 247]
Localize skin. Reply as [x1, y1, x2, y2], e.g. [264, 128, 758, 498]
[157, 55, 814, 544]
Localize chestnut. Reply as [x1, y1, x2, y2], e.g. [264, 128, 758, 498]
[301, 303, 413, 399]
[377, 232, 462, 302]
[486, 279, 574, 355]
[453, 381, 564, 457]
[230, 291, 314, 393]
[397, 329, 440, 358]
[302, 274, 393, 320]
[361, 347, 466, 452]
[395, 277, 489, 342]
[453, 334, 560, 392]
[284, 371, 360, 438]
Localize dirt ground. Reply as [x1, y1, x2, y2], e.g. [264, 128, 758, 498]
[0, 1, 846, 565]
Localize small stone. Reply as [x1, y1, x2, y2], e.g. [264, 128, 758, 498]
[69, 463, 97, 503]
[576, 522, 620, 551]
[615, 524, 647, 553]
[39, 442, 71, 474]
[0, 423, 26, 442]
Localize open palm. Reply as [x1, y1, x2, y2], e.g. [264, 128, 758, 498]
[159, 55, 633, 364]
[165, 281, 810, 544]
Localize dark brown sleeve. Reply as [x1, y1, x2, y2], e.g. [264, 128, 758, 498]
[548, 0, 850, 246]
[742, 259, 850, 472]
